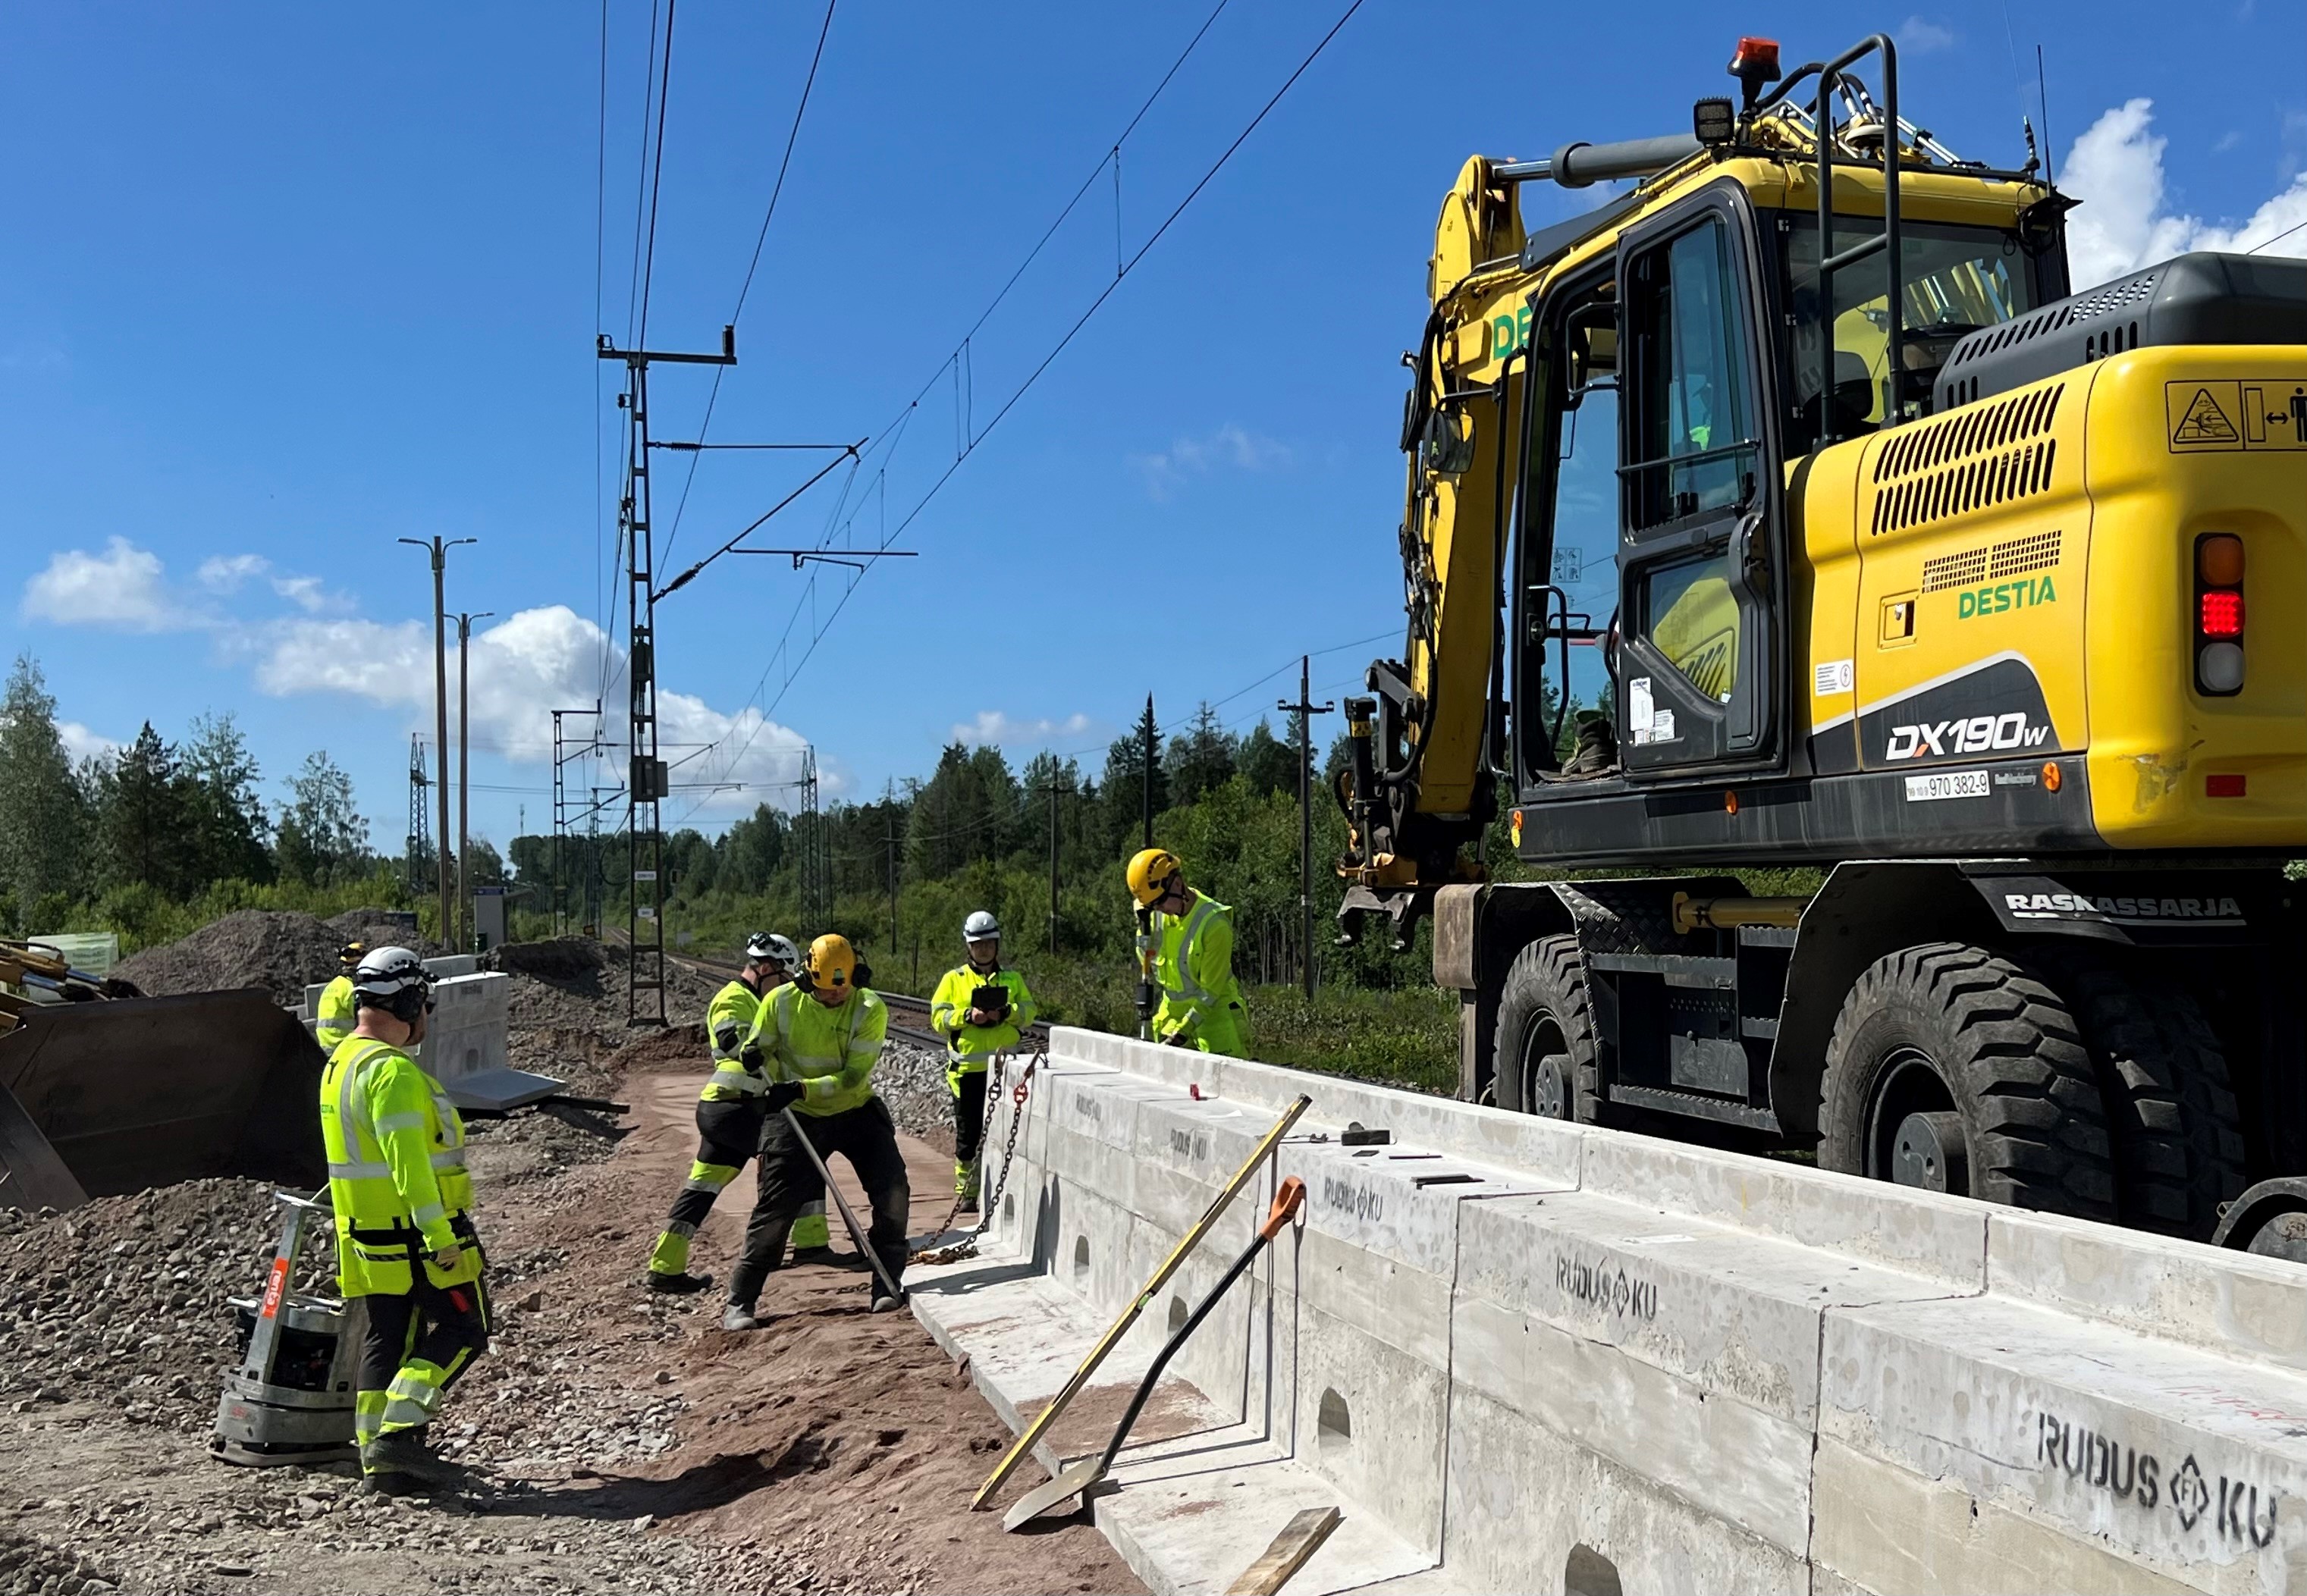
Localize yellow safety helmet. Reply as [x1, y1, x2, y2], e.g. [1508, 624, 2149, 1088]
[1126, 847, 1182, 908]
[337, 941, 366, 969]
[802, 933, 858, 992]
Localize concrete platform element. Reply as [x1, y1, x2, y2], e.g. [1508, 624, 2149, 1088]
[912, 1027, 2307, 1595]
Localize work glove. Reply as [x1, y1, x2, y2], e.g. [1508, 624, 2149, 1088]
[1160, 1030, 1188, 1048]
[431, 1243, 463, 1270]
[764, 1080, 805, 1113]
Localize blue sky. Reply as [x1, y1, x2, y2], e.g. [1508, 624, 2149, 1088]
[7, 2, 2305, 850]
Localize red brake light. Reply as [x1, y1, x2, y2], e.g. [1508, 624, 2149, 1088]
[2208, 773, 2247, 798]
[2200, 591, 2245, 638]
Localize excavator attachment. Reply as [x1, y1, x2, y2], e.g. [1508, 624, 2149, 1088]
[0, 990, 327, 1203]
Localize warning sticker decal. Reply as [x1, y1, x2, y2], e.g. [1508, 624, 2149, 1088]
[2168, 381, 2307, 452]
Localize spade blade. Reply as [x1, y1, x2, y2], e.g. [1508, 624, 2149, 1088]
[1001, 1455, 1107, 1532]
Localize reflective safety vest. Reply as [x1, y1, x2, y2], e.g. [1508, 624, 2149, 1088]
[314, 974, 358, 1053]
[319, 1033, 482, 1297]
[928, 964, 1036, 1073]
[1151, 889, 1243, 1043]
[701, 977, 768, 1102]
[744, 983, 887, 1118]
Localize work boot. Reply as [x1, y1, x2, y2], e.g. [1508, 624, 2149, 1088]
[870, 1288, 908, 1314]
[364, 1469, 426, 1499]
[647, 1270, 714, 1295]
[363, 1430, 462, 1487]
[1563, 711, 1617, 778]
[722, 1302, 763, 1331]
[790, 1245, 839, 1266]
[956, 1194, 981, 1215]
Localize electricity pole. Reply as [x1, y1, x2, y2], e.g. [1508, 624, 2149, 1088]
[1047, 773, 1074, 956]
[886, 819, 899, 969]
[598, 324, 736, 1025]
[454, 611, 493, 952]
[399, 535, 473, 946]
[1279, 657, 1334, 1000]
[1141, 692, 1156, 848]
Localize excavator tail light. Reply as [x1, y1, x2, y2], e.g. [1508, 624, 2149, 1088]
[2194, 532, 2246, 695]
[2200, 591, 2244, 638]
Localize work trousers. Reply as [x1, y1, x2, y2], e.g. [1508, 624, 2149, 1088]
[727, 1097, 910, 1306]
[648, 1099, 827, 1276]
[354, 1273, 491, 1469]
[949, 1065, 987, 1200]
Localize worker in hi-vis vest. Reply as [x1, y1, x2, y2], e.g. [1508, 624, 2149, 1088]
[318, 947, 488, 1496]
[723, 935, 908, 1329]
[928, 910, 1037, 1209]
[1127, 848, 1248, 1057]
[313, 942, 363, 1052]
[643, 931, 829, 1292]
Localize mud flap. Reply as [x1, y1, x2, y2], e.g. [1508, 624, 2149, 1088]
[0, 989, 327, 1199]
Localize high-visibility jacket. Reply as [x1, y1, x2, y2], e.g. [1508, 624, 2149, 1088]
[319, 1033, 482, 1297]
[743, 983, 887, 1118]
[700, 977, 769, 1102]
[314, 974, 358, 1053]
[928, 964, 1037, 1074]
[1151, 889, 1245, 1046]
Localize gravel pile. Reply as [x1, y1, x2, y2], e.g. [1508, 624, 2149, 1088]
[0, 1179, 306, 1435]
[0, 1529, 120, 1596]
[324, 908, 441, 959]
[110, 911, 345, 1005]
[489, 939, 718, 1038]
[877, 1039, 960, 1140]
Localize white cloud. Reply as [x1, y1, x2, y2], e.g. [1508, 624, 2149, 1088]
[58, 722, 118, 764]
[21, 538, 187, 632]
[951, 710, 1095, 747]
[197, 553, 270, 593]
[253, 604, 812, 815]
[1130, 424, 1294, 500]
[1895, 16, 1957, 54]
[2065, 99, 2307, 287]
[269, 573, 349, 614]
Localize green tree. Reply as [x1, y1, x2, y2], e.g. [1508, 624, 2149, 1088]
[1237, 718, 1295, 798]
[275, 751, 371, 887]
[717, 804, 788, 893]
[95, 723, 199, 898]
[180, 712, 273, 886]
[0, 654, 90, 927]
[1166, 701, 1238, 806]
[1100, 700, 1168, 855]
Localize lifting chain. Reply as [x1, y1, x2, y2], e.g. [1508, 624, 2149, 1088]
[909, 1049, 1039, 1266]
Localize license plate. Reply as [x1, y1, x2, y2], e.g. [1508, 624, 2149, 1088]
[1904, 769, 1991, 801]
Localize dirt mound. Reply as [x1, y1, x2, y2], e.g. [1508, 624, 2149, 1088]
[491, 937, 610, 986]
[111, 911, 343, 1005]
[0, 1178, 306, 1435]
[323, 907, 441, 959]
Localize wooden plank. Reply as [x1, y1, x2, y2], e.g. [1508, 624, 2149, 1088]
[1225, 1505, 1342, 1596]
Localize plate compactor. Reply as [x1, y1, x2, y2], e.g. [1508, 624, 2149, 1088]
[210, 1190, 360, 1468]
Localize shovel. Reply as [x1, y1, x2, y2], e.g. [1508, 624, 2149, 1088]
[780, 1105, 910, 1308]
[1003, 1176, 1307, 1531]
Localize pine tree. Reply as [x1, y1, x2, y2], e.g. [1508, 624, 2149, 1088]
[180, 712, 273, 886]
[96, 723, 199, 897]
[1166, 701, 1239, 804]
[1237, 718, 1295, 798]
[1100, 700, 1169, 855]
[276, 752, 371, 887]
[0, 654, 90, 927]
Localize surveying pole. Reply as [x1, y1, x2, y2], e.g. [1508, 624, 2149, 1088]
[399, 536, 474, 945]
[1280, 657, 1334, 1000]
[598, 325, 735, 1025]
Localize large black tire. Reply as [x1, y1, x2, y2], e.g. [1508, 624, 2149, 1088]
[2035, 951, 2246, 1240]
[1819, 942, 2117, 1219]
[1493, 935, 1610, 1124]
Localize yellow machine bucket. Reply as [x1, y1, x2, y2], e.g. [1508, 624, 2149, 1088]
[0, 991, 328, 1205]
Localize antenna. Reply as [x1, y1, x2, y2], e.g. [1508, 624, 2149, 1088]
[2035, 44, 2056, 186]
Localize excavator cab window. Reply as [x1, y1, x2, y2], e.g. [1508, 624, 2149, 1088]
[1778, 215, 2045, 453]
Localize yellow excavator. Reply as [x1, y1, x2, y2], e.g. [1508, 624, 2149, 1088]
[1336, 33, 2307, 1250]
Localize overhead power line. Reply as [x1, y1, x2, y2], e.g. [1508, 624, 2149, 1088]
[675, 0, 1367, 823]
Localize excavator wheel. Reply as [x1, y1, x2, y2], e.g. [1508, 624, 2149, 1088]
[2030, 950, 2246, 1240]
[1493, 935, 1611, 1125]
[1819, 942, 2117, 1220]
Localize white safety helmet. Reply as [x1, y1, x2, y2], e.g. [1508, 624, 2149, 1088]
[962, 911, 1000, 945]
[350, 946, 433, 1019]
[745, 932, 800, 970]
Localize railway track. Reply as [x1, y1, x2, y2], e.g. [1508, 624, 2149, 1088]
[661, 945, 1050, 1052]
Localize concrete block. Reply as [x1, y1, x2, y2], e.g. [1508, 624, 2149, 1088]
[1811, 1434, 2196, 1596]
[1990, 1210, 2307, 1375]
[1578, 1133, 1986, 1285]
[1293, 1291, 1451, 1557]
[1443, 1384, 1806, 1595]
[1822, 1293, 2307, 1590]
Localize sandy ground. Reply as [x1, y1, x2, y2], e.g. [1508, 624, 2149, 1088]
[0, 1052, 1137, 1596]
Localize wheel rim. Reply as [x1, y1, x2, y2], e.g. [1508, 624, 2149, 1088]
[1518, 1013, 1572, 1121]
[1865, 1048, 1967, 1195]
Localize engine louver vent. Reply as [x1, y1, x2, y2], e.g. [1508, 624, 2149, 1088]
[1870, 383, 2065, 535]
[1920, 530, 2065, 593]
